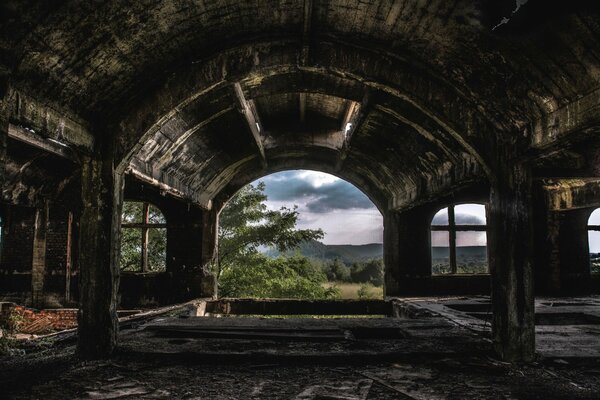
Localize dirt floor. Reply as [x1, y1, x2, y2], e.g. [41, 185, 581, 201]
[1, 298, 600, 399]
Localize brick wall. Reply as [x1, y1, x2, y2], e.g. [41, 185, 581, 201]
[0, 205, 35, 273]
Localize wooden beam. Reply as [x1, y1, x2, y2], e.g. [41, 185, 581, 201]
[532, 87, 600, 149]
[233, 82, 267, 168]
[336, 92, 369, 171]
[8, 123, 79, 162]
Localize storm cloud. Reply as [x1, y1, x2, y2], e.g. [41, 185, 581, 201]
[259, 171, 375, 213]
[251, 170, 382, 245]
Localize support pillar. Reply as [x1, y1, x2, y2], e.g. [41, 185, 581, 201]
[31, 201, 49, 308]
[534, 205, 594, 295]
[166, 203, 205, 301]
[383, 211, 401, 296]
[77, 155, 123, 359]
[488, 163, 535, 362]
[384, 207, 433, 296]
[0, 88, 8, 202]
[200, 207, 218, 298]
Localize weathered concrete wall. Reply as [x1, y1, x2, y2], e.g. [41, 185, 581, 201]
[384, 184, 490, 297]
[533, 201, 598, 295]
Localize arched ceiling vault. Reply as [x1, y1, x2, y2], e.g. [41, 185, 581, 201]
[2, 1, 599, 211]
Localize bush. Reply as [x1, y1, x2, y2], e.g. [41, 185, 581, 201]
[350, 259, 383, 286]
[357, 283, 379, 299]
[220, 254, 340, 299]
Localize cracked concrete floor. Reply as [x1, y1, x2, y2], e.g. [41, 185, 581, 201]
[1, 299, 600, 399]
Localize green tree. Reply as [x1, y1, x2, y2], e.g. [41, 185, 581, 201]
[120, 201, 167, 272]
[324, 258, 350, 282]
[350, 259, 384, 286]
[220, 254, 339, 299]
[216, 182, 327, 297]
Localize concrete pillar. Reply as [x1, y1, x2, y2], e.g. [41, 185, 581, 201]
[534, 206, 593, 295]
[166, 204, 206, 301]
[31, 201, 49, 308]
[384, 208, 432, 296]
[383, 211, 401, 296]
[0, 89, 8, 202]
[201, 207, 218, 298]
[77, 155, 124, 359]
[488, 163, 535, 362]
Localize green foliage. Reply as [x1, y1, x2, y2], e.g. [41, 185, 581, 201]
[0, 308, 24, 356]
[322, 258, 350, 282]
[220, 254, 339, 299]
[217, 183, 323, 278]
[350, 259, 383, 286]
[120, 202, 166, 272]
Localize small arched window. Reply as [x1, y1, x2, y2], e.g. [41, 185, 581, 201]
[431, 203, 488, 275]
[120, 201, 167, 273]
[588, 209, 600, 275]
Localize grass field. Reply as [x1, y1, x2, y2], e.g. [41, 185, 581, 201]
[323, 282, 384, 299]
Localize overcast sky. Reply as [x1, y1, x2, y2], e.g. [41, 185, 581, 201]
[248, 170, 600, 252]
[251, 170, 383, 245]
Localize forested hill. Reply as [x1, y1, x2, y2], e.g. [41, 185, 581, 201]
[264, 239, 383, 265]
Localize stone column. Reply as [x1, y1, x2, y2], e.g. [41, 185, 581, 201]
[200, 207, 218, 298]
[384, 207, 433, 296]
[383, 211, 401, 296]
[488, 163, 535, 362]
[77, 154, 124, 359]
[0, 88, 8, 202]
[31, 201, 49, 308]
[532, 206, 591, 295]
[166, 204, 205, 301]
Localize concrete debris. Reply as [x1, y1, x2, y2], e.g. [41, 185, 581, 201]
[295, 379, 372, 400]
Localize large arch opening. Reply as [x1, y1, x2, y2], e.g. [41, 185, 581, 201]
[216, 169, 384, 301]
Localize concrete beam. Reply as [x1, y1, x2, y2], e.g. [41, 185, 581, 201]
[532, 87, 600, 149]
[126, 167, 190, 202]
[233, 83, 267, 169]
[8, 123, 79, 162]
[301, 0, 313, 65]
[336, 93, 368, 171]
[299, 92, 306, 123]
[540, 177, 600, 211]
[5, 88, 94, 151]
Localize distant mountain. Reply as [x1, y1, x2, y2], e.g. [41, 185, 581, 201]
[432, 246, 487, 259]
[264, 239, 383, 265]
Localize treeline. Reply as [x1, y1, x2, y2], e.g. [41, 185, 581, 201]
[319, 258, 383, 286]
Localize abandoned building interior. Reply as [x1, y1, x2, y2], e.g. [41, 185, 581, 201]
[1, 0, 600, 398]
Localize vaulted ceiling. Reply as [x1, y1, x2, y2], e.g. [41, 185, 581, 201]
[2, 0, 599, 210]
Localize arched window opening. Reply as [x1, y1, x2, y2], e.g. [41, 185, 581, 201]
[431, 203, 488, 275]
[588, 209, 600, 274]
[218, 170, 384, 300]
[120, 201, 167, 273]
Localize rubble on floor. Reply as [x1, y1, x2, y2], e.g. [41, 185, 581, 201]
[0, 296, 599, 399]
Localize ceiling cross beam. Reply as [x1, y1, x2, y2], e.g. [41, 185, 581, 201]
[301, 0, 313, 65]
[233, 82, 267, 169]
[299, 92, 307, 124]
[336, 91, 370, 171]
